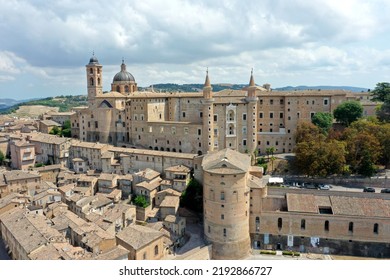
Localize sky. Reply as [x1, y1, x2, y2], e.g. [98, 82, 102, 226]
[1, 0, 390, 100]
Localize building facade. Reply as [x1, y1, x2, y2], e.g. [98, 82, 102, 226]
[70, 55, 374, 156]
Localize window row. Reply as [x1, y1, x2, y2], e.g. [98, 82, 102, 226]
[276, 218, 380, 234]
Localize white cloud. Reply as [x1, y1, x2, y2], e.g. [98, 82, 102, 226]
[0, 0, 390, 98]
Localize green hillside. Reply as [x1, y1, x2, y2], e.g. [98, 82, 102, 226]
[0, 95, 87, 115]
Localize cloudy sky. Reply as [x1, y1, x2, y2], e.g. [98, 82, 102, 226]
[1, 0, 390, 100]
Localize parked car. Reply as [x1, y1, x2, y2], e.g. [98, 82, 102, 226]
[319, 184, 330, 190]
[363, 187, 375, 193]
[380, 188, 390, 193]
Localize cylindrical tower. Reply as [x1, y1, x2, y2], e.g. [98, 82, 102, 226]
[202, 148, 251, 259]
[86, 53, 103, 107]
[246, 69, 258, 155]
[202, 69, 214, 154]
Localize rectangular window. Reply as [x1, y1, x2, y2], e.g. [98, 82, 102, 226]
[182, 112, 186, 118]
[243, 139, 247, 146]
[270, 112, 274, 119]
[280, 112, 284, 118]
[220, 192, 225, 201]
[199, 112, 203, 118]
[214, 115, 218, 122]
[221, 214, 224, 220]
[301, 219, 306, 230]
[197, 129, 201, 135]
[280, 99, 284, 105]
[270, 99, 274, 105]
[95, 121, 98, 128]
[259, 99, 263, 105]
[223, 228, 227, 237]
[374, 223, 378, 234]
[259, 112, 263, 118]
[243, 113, 247, 121]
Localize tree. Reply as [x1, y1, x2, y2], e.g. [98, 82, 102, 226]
[371, 82, 390, 102]
[342, 128, 380, 176]
[180, 179, 203, 213]
[333, 101, 363, 126]
[295, 122, 324, 144]
[133, 195, 150, 208]
[371, 82, 390, 122]
[0, 150, 4, 165]
[294, 139, 346, 177]
[311, 112, 333, 134]
[49, 126, 60, 135]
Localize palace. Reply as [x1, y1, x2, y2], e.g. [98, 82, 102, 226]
[70, 54, 374, 157]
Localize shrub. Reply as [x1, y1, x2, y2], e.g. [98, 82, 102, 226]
[259, 250, 277, 255]
[282, 251, 300, 257]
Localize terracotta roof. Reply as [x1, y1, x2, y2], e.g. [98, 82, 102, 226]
[160, 196, 180, 208]
[202, 148, 251, 174]
[165, 164, 191, 173]
[116, 225, 163, 250]
[136, 179, 161, 191]
[287, 193, 318, 213]
[135, 168, 161, 180]
[40, 120, 61, 127]
[28, 133, 70, 145]
[2, 170, 40, 181]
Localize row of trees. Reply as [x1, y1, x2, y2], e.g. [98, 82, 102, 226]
[294, 82, 390, 177]
[294, 120, 390, 177]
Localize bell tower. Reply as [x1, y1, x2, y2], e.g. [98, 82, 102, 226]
[86, 53, 103, 107]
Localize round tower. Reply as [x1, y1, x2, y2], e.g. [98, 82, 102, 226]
[202, 148, 251, 259]
[86, 53, 103, 107]
[245, 69, 258, 155]
[202, 69, 214, 154]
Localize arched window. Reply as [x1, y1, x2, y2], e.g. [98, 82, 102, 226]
[97, 68, 100, 74]
[97, 78, 100, 85]
[90, 68, 93, 74]
[90, 77, 94, 86]
[125, 85, 129, 92]
[220, 191, 225, 201]
[154, 245, 158, 255]
[278, 218, 282, 230]
[116, 85, 120, 92]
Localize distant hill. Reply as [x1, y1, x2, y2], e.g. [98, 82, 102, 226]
[275, 85, 370, 92]
[139, 84, 370, 93]
[0, 97, 41, 110]
[139, 83, 247, 92]
[0, 95, 87, 115]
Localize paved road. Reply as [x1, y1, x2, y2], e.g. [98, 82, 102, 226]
[0, 238, 10, 260]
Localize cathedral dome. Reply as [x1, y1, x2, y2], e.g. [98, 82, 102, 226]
[113, 61, 135, 82]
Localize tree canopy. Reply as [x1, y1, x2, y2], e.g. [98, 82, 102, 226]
[371, 82, 390, 102]
[372, 82, 390, 122]
[311, 112, 333, 134]
[333, 100, 363, 126]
